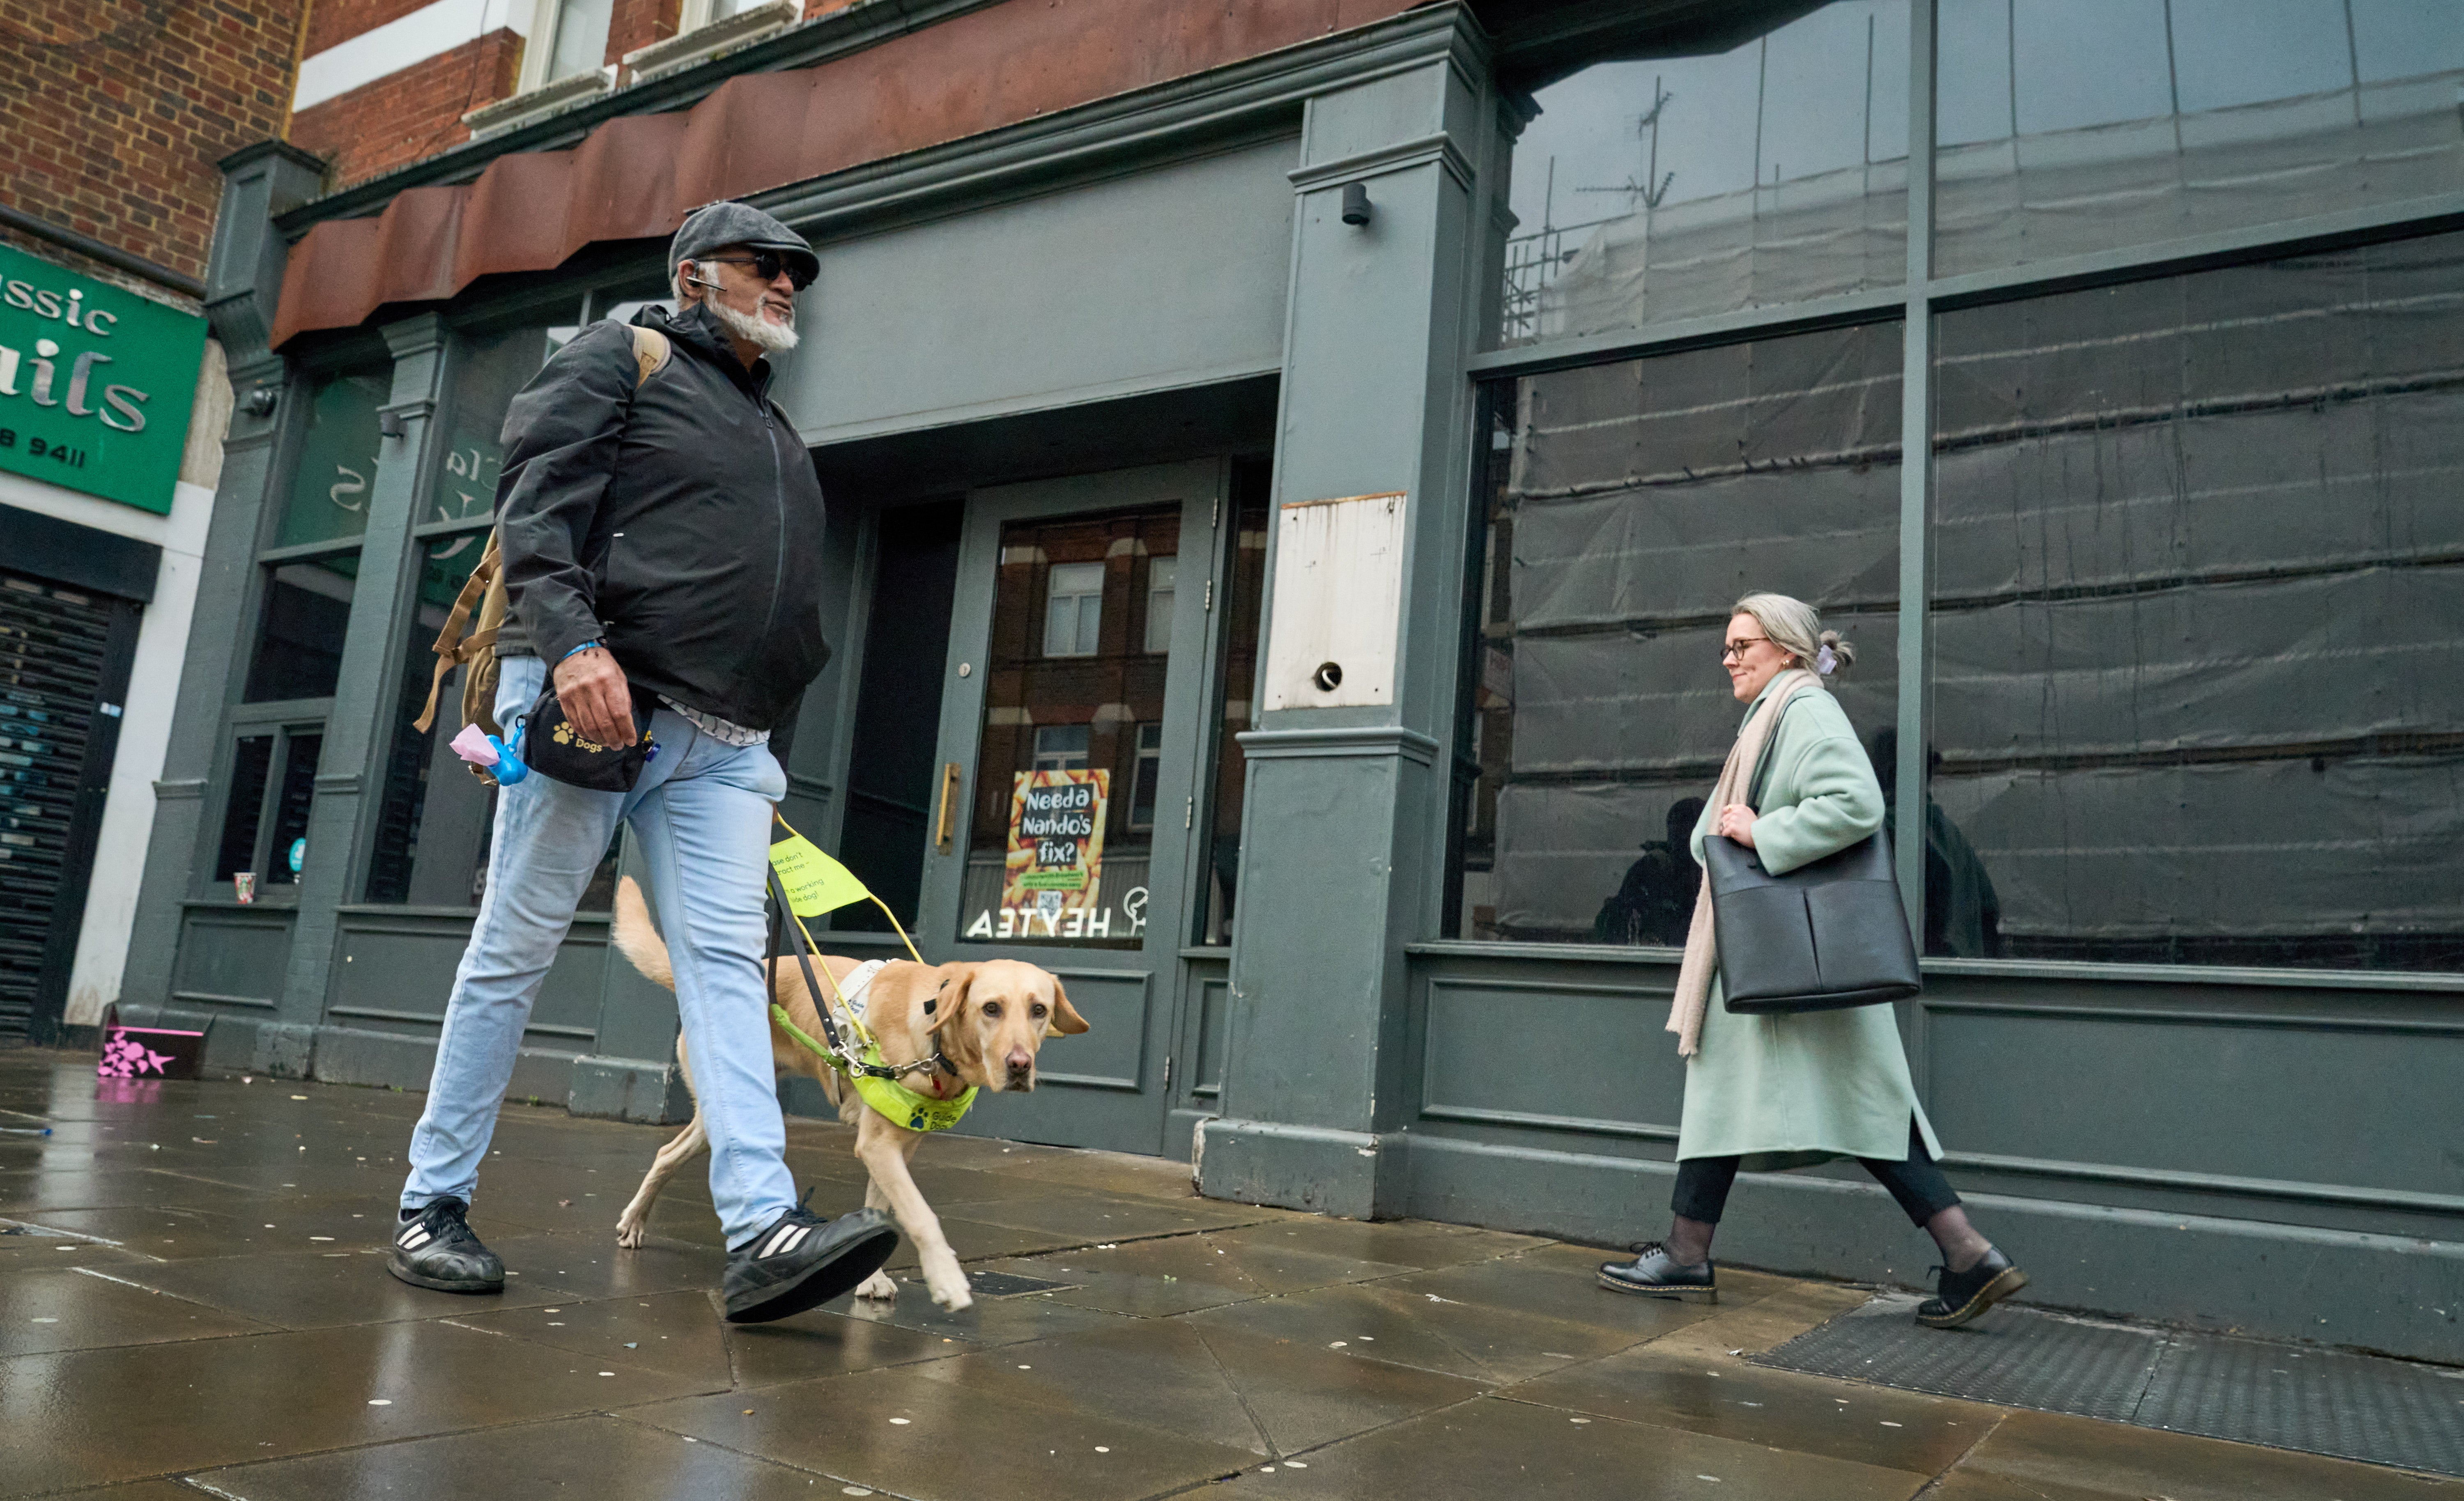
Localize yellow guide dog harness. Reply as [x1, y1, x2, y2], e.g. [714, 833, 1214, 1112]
[764, 867, 977, 1133]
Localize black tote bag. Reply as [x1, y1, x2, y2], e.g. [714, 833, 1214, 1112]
[1703, 694, 1920, 1014]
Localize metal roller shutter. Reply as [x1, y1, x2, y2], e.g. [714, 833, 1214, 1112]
[0, 572, 114, 1036]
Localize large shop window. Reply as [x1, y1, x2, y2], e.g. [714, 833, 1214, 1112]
[363, 314, 619, 909]
[210, 363, 388, 897]
[1456, 323, 1903, 943]
[957, 509, 1179, 947]
[1501, 0, 1910, 347]
[1927, 230, 2464, 972]
[1935, 0, 2464, 276]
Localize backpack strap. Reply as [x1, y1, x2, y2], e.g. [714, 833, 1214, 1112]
[410, 533, 501, 734]
[627, 325, 670, 387]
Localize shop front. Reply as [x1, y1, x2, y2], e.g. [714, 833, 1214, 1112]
[117, 0, 2462, 1362]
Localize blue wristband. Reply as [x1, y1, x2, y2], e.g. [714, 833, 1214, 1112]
[561, 640, 602, 661]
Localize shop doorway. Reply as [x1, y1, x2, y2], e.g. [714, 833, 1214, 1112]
[908, 459, 1257, 1156]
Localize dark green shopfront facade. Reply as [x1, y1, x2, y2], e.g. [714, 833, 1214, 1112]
[122, 3, 2464, 1361]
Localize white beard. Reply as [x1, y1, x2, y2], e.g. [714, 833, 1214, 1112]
[710, 296, 800, 353]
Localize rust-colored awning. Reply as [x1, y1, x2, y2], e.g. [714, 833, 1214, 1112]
[271, 0, 1420, 347]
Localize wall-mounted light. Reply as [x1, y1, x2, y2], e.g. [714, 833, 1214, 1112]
[243, 386, 278, 418]
[1340, 181, 1372, 227]
[379, 410, 406, 440]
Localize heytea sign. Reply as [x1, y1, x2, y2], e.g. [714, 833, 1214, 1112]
[0, 243, 206, 514]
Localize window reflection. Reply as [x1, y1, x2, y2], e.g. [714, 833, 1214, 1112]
[1456, 324, 1903, 941]
[365, 534, 495, 906]
[276, 370, 387, 549]
[959, 509, 1179, 946]
[214, 735, 274, 885]
[428, 321, 564, 528]
[1935, 0, 2464, 274]
[1502, 0, 1910, 346]
[1928, 230, 2464, 971]
[241, 554, 359, 702]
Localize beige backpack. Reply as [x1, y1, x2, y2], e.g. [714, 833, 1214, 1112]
[412, 326, 671, 749]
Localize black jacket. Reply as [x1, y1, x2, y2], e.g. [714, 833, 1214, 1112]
[493, 302, 828, 731]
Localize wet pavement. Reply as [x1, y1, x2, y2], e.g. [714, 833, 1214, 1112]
[2, 1047, 2455, 1500]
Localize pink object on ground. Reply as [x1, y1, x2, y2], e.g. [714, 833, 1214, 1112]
[450, 723, 499, 765]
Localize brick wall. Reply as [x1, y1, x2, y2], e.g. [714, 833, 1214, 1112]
[607, 0, 683, 66]
[290, 31, 527, 190]
[0, 0, 306, 291]
[302, 0, 431, 58]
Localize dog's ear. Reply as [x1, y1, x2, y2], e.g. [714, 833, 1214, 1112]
[924, 964, 974, 1036]
[1047, 978, 1090, 1035]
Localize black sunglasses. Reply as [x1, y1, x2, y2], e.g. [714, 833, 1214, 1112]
[696, 250, 813, 290]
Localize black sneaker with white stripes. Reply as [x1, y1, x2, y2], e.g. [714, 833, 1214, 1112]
[722, 1202, 899, 1324]
[387, 1196, 505, 1294]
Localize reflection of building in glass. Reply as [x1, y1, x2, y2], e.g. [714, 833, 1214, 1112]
[1927, 234, 2464, 971]
[958, 509, 1178, 946]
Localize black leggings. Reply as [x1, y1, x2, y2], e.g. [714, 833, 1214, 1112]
[1672, 1119, 1959, 1227]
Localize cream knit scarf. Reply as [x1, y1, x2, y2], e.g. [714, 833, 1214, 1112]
[1666, 668, 1823, 1057]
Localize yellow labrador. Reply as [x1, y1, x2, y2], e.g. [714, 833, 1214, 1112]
[607, 876, 1087, 1310]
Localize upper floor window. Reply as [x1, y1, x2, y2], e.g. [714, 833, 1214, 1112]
[1935, 0, 2464, 275]
[544, 0, 614, 82]
[1044, 561, 1104, 657]
[1501, 0, 1911, 347]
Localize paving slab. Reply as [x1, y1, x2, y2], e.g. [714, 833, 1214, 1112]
[78, 1232, 725, 1329]
[1196, 1392, 1929, 1501]
[1928, 1407, 2459, 1500]
[1181, 1276, 1675, 1385]
[915, 1317, 1490, 1457]
[820, 1276, 1140, 1348]
[186, 1414, 835, 1500]
[983, 1228, 1420, 1317]
[1204, 1216, 1549, 1269]
[0, 1318, 717, 1494]
[0, 1265, 277, 1355]
[1503, 1344, 2000, 1477]
[624, 1360, 1258, 1501]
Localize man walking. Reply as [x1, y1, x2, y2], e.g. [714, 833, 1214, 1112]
[389, 203, 899, 1324]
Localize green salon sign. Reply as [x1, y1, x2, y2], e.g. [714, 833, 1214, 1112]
[0, 241, 207, 515]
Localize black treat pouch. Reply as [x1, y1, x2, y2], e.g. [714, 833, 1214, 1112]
[520, 684, 662, 792]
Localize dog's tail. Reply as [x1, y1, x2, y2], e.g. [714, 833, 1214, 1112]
[610, 876, 674, 991]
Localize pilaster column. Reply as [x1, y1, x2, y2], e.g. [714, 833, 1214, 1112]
[271, 313, 449, 1033]
[1198, 11, 1498, 1217]
[119, 142, 326, 1020]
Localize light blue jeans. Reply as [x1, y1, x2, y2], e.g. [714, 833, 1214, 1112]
[401, 653, 795, 1247]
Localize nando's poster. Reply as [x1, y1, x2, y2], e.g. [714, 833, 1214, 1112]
[1001, 770, 1107, 934]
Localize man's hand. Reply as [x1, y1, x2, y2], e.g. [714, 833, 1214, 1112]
[552, 645, 636, 750]
[1715, 803, 1759, 849]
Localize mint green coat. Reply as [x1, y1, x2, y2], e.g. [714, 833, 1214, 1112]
[1678, 680, 1940, 1169]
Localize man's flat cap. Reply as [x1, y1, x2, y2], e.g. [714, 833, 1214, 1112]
[668, 201, 819, 287]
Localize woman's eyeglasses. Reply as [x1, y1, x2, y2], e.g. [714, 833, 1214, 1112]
[698, 251, 814, 290]
[1721, 636, 1772, 662]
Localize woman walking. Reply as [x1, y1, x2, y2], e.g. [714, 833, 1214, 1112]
[1596, 593, 2027, 1329]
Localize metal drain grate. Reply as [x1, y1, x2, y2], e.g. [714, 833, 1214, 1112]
[914, 1270, 1081, 1299]
[1752, 1294, 2464, 1478]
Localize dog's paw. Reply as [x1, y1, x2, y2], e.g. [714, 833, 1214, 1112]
[614, 1215, 645, 1249]
[856, 1270, 900, 1301]
[926, 1267, 972, 1311]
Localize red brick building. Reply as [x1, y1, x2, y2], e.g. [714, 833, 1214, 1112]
[289, 0, 865, 189]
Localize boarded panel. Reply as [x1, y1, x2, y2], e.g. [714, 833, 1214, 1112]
[1420, 970, 1686, 1136]
[1922, 999, 2464, 1198]
[1263, 491, 1407, 709]
[170, 912, 294, 1008]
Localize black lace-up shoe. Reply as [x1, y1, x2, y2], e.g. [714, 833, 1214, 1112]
[722, 1203, 899, 1324]
[1597, 1242, 1717, 1299]
[1916, 1247, 2027, 1328]
[387, 1197, 504, 1294]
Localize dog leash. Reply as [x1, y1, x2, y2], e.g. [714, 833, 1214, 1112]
[763, 865, 977, 1132]
[763, 865, 958, 1086]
